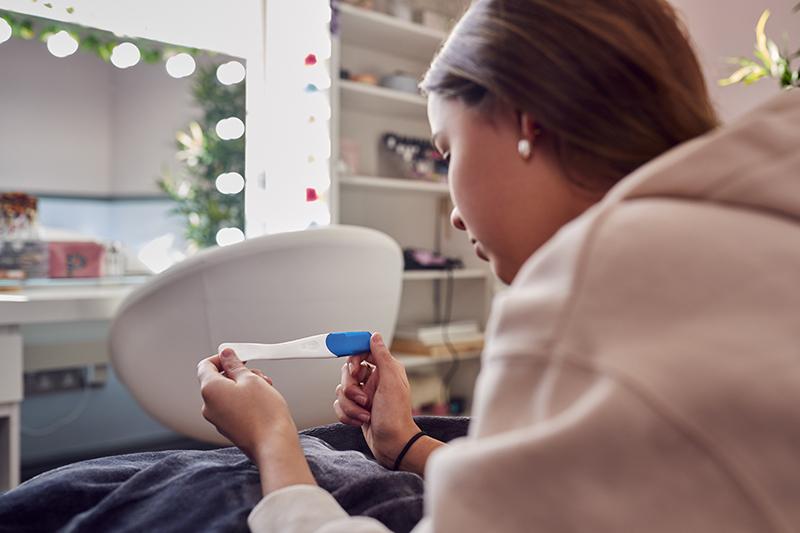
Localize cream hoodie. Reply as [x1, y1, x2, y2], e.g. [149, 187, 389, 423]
[250, 89, 800, 533]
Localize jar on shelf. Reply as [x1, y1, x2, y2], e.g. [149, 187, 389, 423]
[0, 192, 40, 241]
[104, 241, 126, 277]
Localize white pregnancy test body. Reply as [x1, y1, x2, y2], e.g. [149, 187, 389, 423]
[218, 331, 372, 361]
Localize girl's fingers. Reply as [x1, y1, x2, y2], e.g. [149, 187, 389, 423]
[355, 361, 374, 384]
[341, 361, 360, 388]
[348, 354, 367, 377]
[336, 387, 371, 422]
[334, 399, 366, 427]
[362, 365, 379, 400]
[251, 369, 273, 385]
[343, 383, 370, 408]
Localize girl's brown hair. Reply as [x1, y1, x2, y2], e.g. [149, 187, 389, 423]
[421, 0, 719, 190]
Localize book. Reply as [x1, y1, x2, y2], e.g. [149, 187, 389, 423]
[395, 320, 482, 345]
[390, 337, 484, 357]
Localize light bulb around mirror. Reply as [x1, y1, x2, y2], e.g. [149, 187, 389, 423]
[216, 227, 245, 247]
[216, 117, 245, 140]
[110, 42, 141, 69]
[216, 61, 246, 85]
[47, 30, 79, 58]
[0, 18, 12, 44]
[166, 53, 196, 78]
[215, 172, 245, 194]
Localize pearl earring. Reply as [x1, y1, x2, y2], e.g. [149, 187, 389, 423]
[517, 139, 532, 160]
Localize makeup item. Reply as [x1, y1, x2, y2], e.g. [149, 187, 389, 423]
[402, 248, 464, 271]
[218, 331, 372, 361]
[351, 73, 379, 85]
[379, 132, 449, 181]
[48, 241, 104, 278]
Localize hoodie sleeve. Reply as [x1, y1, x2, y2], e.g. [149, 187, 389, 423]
[248, 485, 393, 533]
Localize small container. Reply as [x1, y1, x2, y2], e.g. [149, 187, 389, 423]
[339, 138, 362, 175]
[388, 0, 413, 21]
[380, 72, 419, 94]
[104, 241, 126, 277]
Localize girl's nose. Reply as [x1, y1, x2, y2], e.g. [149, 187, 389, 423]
[450, 207, 467, 232]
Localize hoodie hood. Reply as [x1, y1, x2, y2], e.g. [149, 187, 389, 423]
[608, 89, 800, 222]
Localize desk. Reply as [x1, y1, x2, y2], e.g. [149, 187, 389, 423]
[0, 277, 147, 491]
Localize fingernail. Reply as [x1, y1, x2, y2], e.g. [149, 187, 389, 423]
[356, 395, 368, 406]
[221, 348, 233, 359]
[358, 413, 370, 423]
[374, 333, 384, 347]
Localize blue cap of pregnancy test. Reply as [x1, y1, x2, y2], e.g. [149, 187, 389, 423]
[325, 331, 372, 357]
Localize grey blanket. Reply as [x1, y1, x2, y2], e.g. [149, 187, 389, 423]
[0, 416, 469, 533]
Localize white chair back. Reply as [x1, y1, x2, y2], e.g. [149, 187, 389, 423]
[110, 225, 403, 444]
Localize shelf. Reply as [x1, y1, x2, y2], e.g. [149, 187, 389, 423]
[396, 350, 482, 370]
[339, 80, 427, 118]
[403, 269, 488, 281]
[337, 3, 447, 62]
[0, 275, 150, 289]
[339, 175, 448, 194]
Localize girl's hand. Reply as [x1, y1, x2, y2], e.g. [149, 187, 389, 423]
[333, 333, 422, 468]
[197, 348, 297, 464]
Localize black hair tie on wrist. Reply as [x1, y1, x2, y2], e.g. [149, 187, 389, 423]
[392, 431, 427, 471]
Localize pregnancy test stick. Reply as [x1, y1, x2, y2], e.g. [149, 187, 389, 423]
[218, 331, 372, 361]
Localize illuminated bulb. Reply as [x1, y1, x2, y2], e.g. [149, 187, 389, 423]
[216, 227, 245, 247]
[110, 42, 141, 69]
[216, 61, 246, 85]
[166, 53, 196, 78]
[0, 18, 12, 45]
[47, 31, 79, 58]
[215, 172, 245, 194]
[216, 117, 245, 140]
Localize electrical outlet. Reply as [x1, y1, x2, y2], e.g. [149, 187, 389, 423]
[24, 368, 87, 395]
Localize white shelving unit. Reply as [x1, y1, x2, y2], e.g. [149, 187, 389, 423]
[339, 80, 427, 118]
[336, 3, 448, 61]
[331, 0, 486, 395]
[403, 269, 488, 281]
[340, 175, 449, 194]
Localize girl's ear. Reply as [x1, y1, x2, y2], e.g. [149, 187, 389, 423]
[518, 111, 542, 141]
[516, 111, 541, 160]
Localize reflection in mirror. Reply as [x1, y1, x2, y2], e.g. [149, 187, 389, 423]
[0, 10, 247, 280]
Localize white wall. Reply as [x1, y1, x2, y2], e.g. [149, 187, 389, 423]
[670, 0, 799, 122]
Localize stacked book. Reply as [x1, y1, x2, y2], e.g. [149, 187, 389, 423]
[391, 320, 484, 357]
